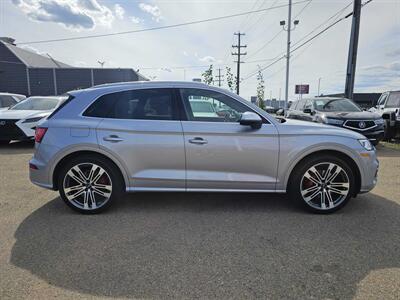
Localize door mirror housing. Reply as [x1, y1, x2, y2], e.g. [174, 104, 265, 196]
[303, 108, 312, 114]
[239, 112, 262, 129]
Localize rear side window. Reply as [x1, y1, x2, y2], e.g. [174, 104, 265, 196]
[84, 89, 178, 121]
[386, 92, 400, 108]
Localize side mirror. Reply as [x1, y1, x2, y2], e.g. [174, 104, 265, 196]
[303, 108, 312, 114]
[239, 111, 262, 129]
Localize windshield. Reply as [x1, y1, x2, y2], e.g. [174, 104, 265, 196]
[10, 97, 61, 111]
[190, 101, 215, 113]
[314, 98, 361, 112]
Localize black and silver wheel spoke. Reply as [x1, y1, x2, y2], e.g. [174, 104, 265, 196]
[300, 162, 350, 211]
[63, 163, 112, 211]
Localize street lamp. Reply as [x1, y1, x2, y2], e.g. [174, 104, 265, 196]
[280, 0, 300, 109]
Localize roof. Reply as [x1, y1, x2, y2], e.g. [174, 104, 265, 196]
[1, 41, 71, 68]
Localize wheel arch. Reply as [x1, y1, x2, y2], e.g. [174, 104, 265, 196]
[286, 149, 361, 196]
[52, 149, 128, 191]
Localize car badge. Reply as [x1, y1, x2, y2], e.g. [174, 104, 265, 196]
[359, 121, 366, 129]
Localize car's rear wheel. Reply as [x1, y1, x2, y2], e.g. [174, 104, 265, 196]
[289, 155, 355, 214]
[58, 155, 123, 214]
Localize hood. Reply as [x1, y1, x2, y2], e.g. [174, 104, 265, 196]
[282, 119, 365, 140]
[0, 109, 51, 120]
[320, 111, 381, 120]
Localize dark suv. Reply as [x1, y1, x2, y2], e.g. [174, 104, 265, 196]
[286, 97, 384, 145]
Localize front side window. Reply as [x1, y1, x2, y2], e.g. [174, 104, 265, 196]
[84, 89, 177, 120]
[180, 88, 250, 122]
[304, 100, 312, 110]
[386, 92, 400, 108]
[296, 100, 306, 111]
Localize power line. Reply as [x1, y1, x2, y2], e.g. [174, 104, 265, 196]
[17, 0, 310, 45]
[242, 0, 371, 81]
[246, 0, 312, 60]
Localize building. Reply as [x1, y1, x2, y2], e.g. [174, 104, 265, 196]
[0, 37, 147, 96]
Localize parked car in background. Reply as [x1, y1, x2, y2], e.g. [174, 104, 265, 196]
[30, 81, 378, 215]
[371, 91, 400, 140]
[0, 95, 67, 145]
[0, 92, 25, 110]
[286, 97, 384, 145]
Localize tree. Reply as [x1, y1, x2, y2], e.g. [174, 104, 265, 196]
[256, 68, 265, 110]
[202, 65, 214, 85]
[225, 67, 235, 92]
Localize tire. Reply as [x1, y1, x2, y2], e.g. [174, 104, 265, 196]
[0, 140, 10, 146]
[288, 154, 355, 214]
[58, 155, 123, 214]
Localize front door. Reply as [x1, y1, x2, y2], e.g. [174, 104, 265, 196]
[179, 88, 279, 191]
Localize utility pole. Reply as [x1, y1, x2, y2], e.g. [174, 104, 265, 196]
[344, 0, 361, 100]
[317, 77, 322, 96]
[232, 32, 247, 95]
[280, 0, 299, 109]
[215, 68, 224, 87]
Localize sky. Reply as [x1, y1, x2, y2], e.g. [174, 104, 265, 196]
[0, 0, 399, 101]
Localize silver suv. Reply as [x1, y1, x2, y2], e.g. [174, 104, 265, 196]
[30, 81, 379, 214]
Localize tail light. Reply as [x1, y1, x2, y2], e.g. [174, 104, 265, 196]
[35, 127, 48, 143]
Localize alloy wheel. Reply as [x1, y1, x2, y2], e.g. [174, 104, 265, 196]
[300, 162, 350, 210]
[63, 163, 112, 210]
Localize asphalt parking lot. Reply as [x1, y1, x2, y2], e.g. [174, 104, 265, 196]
[0, 142, 399, 299]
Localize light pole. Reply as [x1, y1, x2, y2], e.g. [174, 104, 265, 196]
[280, 0, 299, 109]
[317, 77, 322, 96]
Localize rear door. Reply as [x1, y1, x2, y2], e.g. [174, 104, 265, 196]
[86, 88, 186, 191]
[179, 88, 279, 191]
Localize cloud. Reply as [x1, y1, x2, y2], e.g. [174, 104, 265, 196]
[114, 4, 124, 20]
[183, 51, 189, 56]
[199, 55, 220, 63]
[131, 16, 141, 24]
[386, 48, 400, 58]
[12, 0, 114, 30]
[138, 3, 162, 22]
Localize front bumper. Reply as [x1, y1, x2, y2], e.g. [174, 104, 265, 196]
[359, 150, 379, 193]
[0, 119, 29, 141]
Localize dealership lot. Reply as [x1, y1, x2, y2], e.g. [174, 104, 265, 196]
[0, 142, 399, 299]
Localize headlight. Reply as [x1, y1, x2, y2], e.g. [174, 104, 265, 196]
[374, 118, 384, 125]
[323, 117, 344, 125]
[22, 117, 44, 123]
[359, 139, 374, 151]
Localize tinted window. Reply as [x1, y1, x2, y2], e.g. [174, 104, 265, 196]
[84, 89, 177, 120]
[313, 98, 361, 112]
[386, 92, 400, 108]
[0, 96, 17, 108]
[180, 88, 251, 122]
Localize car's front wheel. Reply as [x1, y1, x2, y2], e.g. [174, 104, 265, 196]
[58, 155, 123, 214]
[289, 155, 355, 214]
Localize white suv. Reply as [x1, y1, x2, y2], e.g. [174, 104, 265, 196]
[374, 91, 400, 140]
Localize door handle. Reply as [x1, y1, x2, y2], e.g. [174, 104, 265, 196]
[103, 135, 124, 143]
[189, 137, 208, 145]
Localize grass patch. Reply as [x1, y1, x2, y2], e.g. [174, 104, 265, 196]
[380, 141, 400, 151]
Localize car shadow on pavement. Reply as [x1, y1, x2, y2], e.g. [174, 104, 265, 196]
[10, 192, 400, 299]
[0, 140, 34, 155]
